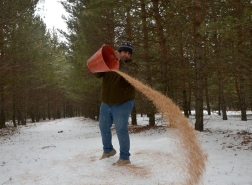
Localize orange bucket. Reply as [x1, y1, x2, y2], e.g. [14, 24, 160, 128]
[87, 44, 119, 72]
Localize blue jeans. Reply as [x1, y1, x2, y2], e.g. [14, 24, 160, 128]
[99, 99, 135, 160]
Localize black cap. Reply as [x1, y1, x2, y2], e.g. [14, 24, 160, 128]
[118, 41, 133, 55]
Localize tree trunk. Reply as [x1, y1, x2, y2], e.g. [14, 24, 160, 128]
[12, 96, 17, 127]
[183, 89, 189, 118]
[238, 77, 247, 121]
[218, 73, 227, 120]
[43, 107, 46, 120]
[214, 29, 227, 120]
[250, 79, 252, 111]
[57, 108, 61, 119]
[36, 106, 40, 122]
[188, 86, 192, 115]
[236, 1, 247, 121]
[151, 0, 168, 95]
[195, 58, 204, 131]
[0, 83, 6, 128]
[131, 105, 137, 125]
[250, 30, 252, 111]
[48, 107, 51, 120]
[141, 0, 155, 125]
[31, 112, 35, 123]
[237, 31, 247, 120]
[0, 27, 6, 129]
[193, 0, 205, 131]
[125, 2, 132, 41]
[148, 113, 155, 126]
[205, 77, 211, 115]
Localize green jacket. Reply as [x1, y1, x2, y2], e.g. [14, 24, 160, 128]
[94, 59, 138, 105]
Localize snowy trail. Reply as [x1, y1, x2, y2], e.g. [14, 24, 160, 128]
[1, 118, 179, 185]
[1, 115, 252, 185]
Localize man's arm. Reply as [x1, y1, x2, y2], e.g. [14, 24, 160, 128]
[119, 60, 139, 77]
[93, 72, 105, 78]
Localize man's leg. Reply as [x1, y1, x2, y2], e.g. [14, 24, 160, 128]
[99, 102, 114, 154]
[112, 99, 135, 160]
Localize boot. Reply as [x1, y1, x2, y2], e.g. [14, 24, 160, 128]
[99, 149, 116, 160]
[112, 159, 131, 166]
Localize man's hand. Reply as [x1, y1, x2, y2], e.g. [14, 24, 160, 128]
[114, 50, 120, 59]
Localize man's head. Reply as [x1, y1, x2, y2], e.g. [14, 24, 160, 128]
[118, 41, 133, 55]
[118, 41, 133, 61]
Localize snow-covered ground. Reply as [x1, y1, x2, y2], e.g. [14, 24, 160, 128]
[0, 111, 252, 185]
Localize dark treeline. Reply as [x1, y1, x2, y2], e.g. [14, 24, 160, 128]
[0, 0, 252, 131]
[0, 0, 80, 128]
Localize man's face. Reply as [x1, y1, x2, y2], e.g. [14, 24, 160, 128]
[119, 50, 131, 62]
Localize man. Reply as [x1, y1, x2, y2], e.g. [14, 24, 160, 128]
[93, 41, 138, 165]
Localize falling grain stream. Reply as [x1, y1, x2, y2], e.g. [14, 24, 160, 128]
[115, 70, 208, 185]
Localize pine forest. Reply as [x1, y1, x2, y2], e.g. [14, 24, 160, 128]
[0, 0, 252, 131]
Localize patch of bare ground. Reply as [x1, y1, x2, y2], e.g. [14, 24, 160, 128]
[0, 126, 18, 137]
[66, 152, 150, 179]
[129, 125, 166, 134]
[203, 129, 252, 150]
[222, 131, 252, 150]
[67, 149, 174, 180]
